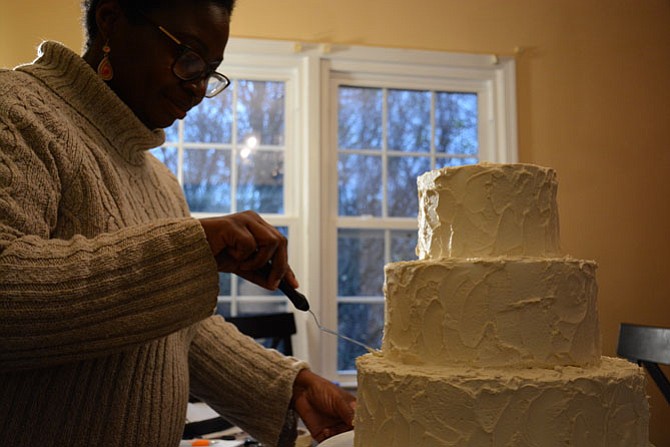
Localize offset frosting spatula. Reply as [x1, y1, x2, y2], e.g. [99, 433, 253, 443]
[278, 279, 310, 311]
[279, 281, 378, 353]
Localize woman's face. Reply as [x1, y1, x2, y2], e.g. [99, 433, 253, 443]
[106, 2, 230, 129]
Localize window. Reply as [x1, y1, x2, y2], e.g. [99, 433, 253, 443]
[332, 85, 480, 371]
[153, 76, 295, 317]
[153, 39, 517, 383]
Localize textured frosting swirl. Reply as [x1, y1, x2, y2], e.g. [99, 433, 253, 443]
[383, 257, 601, 368]
[355, 355, 650, 447]
[416, 163, 561, 259]
[354, 163, 650, 446]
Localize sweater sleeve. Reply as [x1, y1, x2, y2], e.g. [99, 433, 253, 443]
[0, 107, 220, 372]
[188, 315, 309, 447]
[0, 219, 220, 372]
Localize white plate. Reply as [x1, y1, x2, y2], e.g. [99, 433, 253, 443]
[317, 430, 354, 447]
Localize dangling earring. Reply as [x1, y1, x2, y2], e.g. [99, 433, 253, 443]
[97, 40, 114, 81]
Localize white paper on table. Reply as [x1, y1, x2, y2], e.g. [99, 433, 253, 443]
[179, 440, 244, 447]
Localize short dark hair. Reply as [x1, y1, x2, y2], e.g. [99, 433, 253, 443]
[82, 0, 236, 47]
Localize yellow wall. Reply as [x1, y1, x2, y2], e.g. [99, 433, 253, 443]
[2, 0, 669, 443]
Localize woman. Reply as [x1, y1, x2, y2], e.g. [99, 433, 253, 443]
[0, 0, 355, 445]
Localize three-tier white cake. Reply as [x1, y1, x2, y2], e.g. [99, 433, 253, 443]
[354, 163, 650, 447]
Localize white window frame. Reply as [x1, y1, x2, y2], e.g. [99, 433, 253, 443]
[215, 38, 517, 383]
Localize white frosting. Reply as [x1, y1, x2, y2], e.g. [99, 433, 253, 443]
[416, 163, 561, 259]
[355, 163, 650, 446]
[355, 355, 649, 447]
[383, 257, 601, 368]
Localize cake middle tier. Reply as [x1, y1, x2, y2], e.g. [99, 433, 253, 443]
[383, 257, 601, 368]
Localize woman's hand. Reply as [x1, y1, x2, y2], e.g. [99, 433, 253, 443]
[199, 211, 298, 290]
[292, 369, 356, 443]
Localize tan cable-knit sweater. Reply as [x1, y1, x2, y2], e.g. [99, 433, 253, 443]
[0, 41, 306, 447]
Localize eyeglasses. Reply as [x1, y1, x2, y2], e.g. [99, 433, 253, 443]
[141, 14, 230, 98]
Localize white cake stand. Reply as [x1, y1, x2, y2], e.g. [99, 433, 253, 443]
[317, 430, 354, 447]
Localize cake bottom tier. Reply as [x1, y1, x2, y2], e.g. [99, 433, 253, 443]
[355, 354, 649, 447]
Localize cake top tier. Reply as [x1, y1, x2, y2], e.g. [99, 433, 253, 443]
[416, 163, 561, 259]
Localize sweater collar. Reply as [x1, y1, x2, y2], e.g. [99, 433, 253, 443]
[18, 41, 166, 163]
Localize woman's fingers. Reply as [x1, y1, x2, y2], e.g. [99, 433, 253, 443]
[200, 211, 292, 289]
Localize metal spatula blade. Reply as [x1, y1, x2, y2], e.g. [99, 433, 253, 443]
[279, 280, 378, 353]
